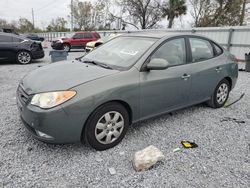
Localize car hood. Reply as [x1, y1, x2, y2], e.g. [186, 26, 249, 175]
[21, 61, 120, 94]
[86, 41, 97, 47]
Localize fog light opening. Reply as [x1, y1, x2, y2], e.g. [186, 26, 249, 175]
[35, 130, 53, 139]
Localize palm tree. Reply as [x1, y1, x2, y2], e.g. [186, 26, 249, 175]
[162, 0, 187, 28]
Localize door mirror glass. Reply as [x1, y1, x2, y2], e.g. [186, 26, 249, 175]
[146, 58, 169, 70]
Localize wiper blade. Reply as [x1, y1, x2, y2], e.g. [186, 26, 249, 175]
[98, 63, 113, 69]
[83, 60, 113, 69]
[83, 60, 98, 65]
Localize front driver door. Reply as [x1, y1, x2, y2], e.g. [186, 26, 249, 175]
[71, 33, 84, 48]
[139, 37, 192, 119]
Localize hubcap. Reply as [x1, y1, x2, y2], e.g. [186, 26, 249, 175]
[18, 52, 31, 64]
[216, 83, 228, 104]
[63, 45, 69, 51]
[95, 111, 124, 144]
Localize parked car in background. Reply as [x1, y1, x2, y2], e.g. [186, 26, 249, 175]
[51, 31, 100, 52]
[0, 27, 19, 35]
[17, 33, 238, 150]
[0, 32, 44, 64]
[21, 33, 44, 42]
[85, 33, 122, 52]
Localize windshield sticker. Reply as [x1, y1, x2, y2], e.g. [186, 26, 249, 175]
[120, 49, 139, 56]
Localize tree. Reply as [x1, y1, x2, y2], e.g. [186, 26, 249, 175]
[240, 0, 247, 26]
[189, 0, 210, 27]
[17, 18, 34, 33]
[46, 17, 68, 32]
[189, 0, 244, 27]
[90, 0, 106, 29]
[71, 0, 92, 30]
[115, 0, 163, 29]
[0, 18, 18, 30]
[162, 0, 187, 28]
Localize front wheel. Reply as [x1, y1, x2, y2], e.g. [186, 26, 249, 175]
[207, 79, 230, 108]
[84, 102, 129, 151]
[62, 43, 71, 52]
[16, 51, 32, 64]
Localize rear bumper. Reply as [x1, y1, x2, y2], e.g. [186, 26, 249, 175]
[31, 50, 45, 59]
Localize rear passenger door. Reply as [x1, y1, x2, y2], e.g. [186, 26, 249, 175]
[0, 34, 14, 62]
[188, 37, 225, 103]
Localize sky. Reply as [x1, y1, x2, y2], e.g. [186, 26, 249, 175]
[0, 0, 194, 30]
[0, 0, 72, 29]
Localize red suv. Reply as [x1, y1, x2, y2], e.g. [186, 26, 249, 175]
[51, 31, 100, 52]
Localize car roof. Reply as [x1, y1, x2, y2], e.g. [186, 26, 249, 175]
[0, 32, 28, 40]
[121, 31, 211, 40]
[75, 31, 98, 34]
[0, 32, 18, 37]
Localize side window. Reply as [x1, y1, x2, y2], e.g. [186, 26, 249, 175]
[151, 38, 186, 66]
[213, 43, 223, 56]
[84, 33, 92, 39]
[189, 38, 214, 62]
[0, 35, 12, 42]
[73, 33, 83, 39]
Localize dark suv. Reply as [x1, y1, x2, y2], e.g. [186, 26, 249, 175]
[0, 32, 44, 64]
[51, 31, 100, 51]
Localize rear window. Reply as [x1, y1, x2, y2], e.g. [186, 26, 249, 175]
[213, 43, 223, 56]
[93, 33, 100, 38]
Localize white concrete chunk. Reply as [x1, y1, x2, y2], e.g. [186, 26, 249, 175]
[132, 145, 165, 171]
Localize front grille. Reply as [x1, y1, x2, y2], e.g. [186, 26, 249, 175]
[17, 85, 30, 104]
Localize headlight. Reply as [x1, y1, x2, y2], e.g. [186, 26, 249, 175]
[31, 91, 76, 109]
[55, 39, 63, 43]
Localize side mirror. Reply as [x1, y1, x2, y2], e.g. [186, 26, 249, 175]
[146, 58, 169, 70]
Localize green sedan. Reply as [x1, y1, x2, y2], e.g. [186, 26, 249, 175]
[17, 33, 238, 150]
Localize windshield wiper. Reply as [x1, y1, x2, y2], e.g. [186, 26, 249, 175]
[82, 60, 113, 70]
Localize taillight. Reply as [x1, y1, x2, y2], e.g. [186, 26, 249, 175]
[230, 55, 239, 64]
[234, 57, 240, 64]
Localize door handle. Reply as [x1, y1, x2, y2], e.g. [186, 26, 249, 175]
[181, 74, 191, 80]
[215, 67, 222, 72]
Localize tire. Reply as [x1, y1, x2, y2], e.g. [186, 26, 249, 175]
[84, 102, 129, 151]
[207, 79, 230, 108]
[62, 43, 71, 52]
[16, 51, 32, 64]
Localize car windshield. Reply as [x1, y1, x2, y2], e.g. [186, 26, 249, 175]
[82, 37, 156, 69]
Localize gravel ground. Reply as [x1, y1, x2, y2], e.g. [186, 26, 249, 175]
[0, 50, 249, 188]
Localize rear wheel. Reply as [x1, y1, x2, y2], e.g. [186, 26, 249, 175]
[84, 102, 129, 151]
[207, 79, 230, 108]
[62, 43, 71, 52]
[16, 51, 32, 64]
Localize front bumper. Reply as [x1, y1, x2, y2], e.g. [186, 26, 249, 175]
[85, 46, 94, 53]
[16, 86, 84, 144]
[51, 42, 63, 50]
